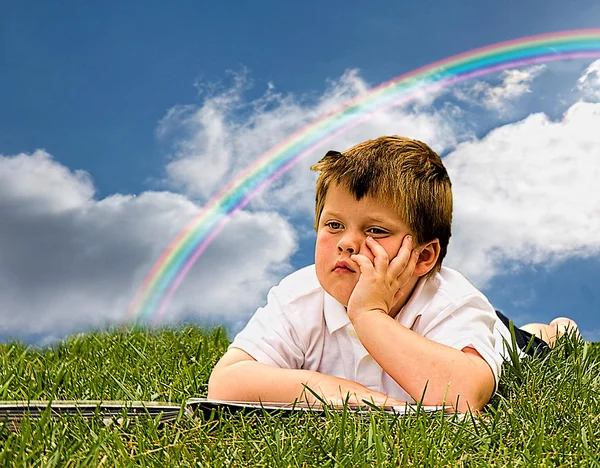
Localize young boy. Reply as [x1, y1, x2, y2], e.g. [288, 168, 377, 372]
[208, 136, 579, 412]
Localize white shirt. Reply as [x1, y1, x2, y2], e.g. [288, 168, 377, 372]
[230, 265, 505, 403]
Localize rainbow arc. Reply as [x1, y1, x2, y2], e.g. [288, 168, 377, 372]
[128, 29, 600, 323]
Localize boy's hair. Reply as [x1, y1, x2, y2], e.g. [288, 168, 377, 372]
[310, 135, 452, 276]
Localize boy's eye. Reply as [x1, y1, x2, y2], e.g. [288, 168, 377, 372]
[326, 222, 343, 230]
[367, 227, 388, 235]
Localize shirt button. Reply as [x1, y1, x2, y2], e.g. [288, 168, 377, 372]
[348, 328, 357, 337]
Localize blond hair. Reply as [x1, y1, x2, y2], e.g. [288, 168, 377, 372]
[310, 136, 452, 275]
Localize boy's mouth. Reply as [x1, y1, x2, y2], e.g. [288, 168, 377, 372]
[333, 261, 355, 273]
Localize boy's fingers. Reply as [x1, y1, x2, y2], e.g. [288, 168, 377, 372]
[398, 250, 420, 284]
[389, 235, 416, 278]
[366, 236, 389, 272]
[351, 253, 374, 274]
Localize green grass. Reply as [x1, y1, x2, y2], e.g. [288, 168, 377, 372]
[0, 327, 599, 467]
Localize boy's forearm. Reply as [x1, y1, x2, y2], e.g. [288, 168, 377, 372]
[208, 359, 389, 404]
[351, 311, 494, 411]
[208, 360, 317, 403]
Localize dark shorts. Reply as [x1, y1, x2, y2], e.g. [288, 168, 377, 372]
[495, 310, 551, 357]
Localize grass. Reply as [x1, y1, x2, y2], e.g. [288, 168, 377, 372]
[0, 326, 599, 467]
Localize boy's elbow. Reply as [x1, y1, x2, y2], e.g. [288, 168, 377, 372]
[207, 369, 225, 400]
[474, 377, 495, 410]
[455, 348, 495, 412]
[207, 348, 257, 400]
[421, 386, 490, 412]
[207, 361, 240, 400]
[457, 373, 495, 413]
[455, 386, 493, 413]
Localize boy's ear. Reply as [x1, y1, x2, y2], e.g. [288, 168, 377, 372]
[414, 239, 440, 278]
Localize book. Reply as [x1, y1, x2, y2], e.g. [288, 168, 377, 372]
[0, 398, 455, 422]
[0, 400, 185, 422]
[187, 398, 452, 417]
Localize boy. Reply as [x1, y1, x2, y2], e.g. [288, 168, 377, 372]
[208, 136, 578, 412]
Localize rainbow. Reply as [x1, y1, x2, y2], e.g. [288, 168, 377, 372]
[129, 29, 600, 323]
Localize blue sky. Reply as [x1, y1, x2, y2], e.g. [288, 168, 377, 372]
[1, 1, 599, 344]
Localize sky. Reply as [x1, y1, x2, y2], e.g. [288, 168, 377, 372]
[1, 0, 600, 345]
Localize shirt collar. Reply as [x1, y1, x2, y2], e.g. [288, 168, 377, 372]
[323, 292, 351, 334]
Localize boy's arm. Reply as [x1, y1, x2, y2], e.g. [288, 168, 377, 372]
[351, 311, 495, 412]
[208, 348, 405, 407]
[349, 236, 495, 412]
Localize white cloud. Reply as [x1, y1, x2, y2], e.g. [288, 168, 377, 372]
[0, 150, 94, 214]
[5, 65, 600, 344]
[576, 59, 600, 101]
[443, 101, 600, 287]
[0, 69, 458, 343]
[158, 69, 458, 220]
[454, 65, 546, 114]
[0, 151, 296, 340]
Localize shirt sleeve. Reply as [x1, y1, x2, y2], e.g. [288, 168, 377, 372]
[229, 286, 305, 369]
[421, 301, 503, 392]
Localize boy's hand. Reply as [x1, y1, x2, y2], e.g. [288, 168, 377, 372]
[303, 374, 405, 408]
[347, 235, 420, 321]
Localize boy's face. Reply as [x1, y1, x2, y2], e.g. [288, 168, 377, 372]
[315, 183, 415, 310]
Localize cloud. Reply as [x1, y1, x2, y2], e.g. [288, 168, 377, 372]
[576, 59, 600, 101]
[158, 69, 458, 220]
[0, 67, 469, 344]
[454, 65, 546, 114]
[443, 101, 600, 287]
[161, 65, 600, 294]
[0, 150, 296, 341]
[0, 69, 458, 343]
[4, 64, 599, 344]
[0, 150, 94, 214]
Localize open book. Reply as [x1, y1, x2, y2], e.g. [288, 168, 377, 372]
[0, 400, 185, 422]
[187, 398, 449, 416]
[0, 398, 454, 421]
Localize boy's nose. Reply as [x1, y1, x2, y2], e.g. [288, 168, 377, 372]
[337, 233, 362, 254]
